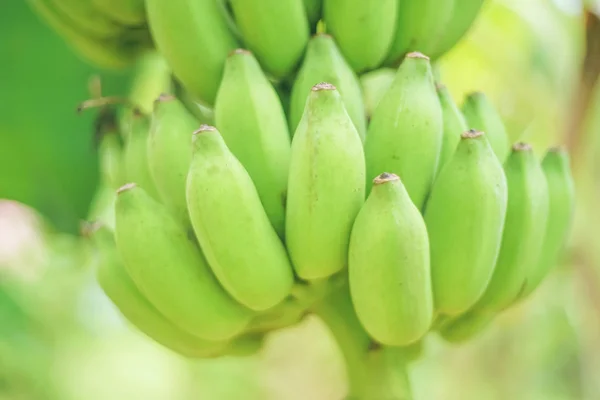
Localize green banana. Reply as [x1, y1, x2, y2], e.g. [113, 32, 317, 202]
[47, 0, 121, 38]
[429, 0, 486, 60]
[473, 143, 549, 312]
[128, 53, 173, 115]
[90, 224, 229, 358]
[323, 0, 397, 72]
[289, 34, 366, 141]
[384, 0, 454, 66]
[145, 0, 238, 105]
[245, 298, 307, 334]
[286, 83, 365, 280]
[438, 311, 495, 344]
[364, 52, 443, 209]
[91, 0, 146, 26]
[229, 0, 309, 79]
[214, 50, 291, 238]
[462, 92, 511, 163]
[98, 131, 125, 191]
[303, 0, 323, 31]
[360, 68, 396, 121]
[349, 173, 433, 346]
[521, 147, 575, 297]
[186, 126, 295, 311]
[436, 83, 468, 175]
[147, 94, 198, 224]
[122, 110, 160, 200]
[424, 130, 507, 316]
[115, 183, 252, 340]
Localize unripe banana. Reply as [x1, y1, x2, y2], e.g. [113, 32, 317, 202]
[436, 84, 468, 175]
[145, 0, 238, 105]
[303, 0, 323, 31]
[286, 83, 365, 280]
[521, 148, 575, 297]
[462, 92, 511, 163]
[429, 0, 485, 60]
[91, 0, 146, 26]
[90, 225, 229, 358]
[424, 130, 507, 316]
[323, 0, 397, 72]
[47, 0, 121, 38]
[122, 110, 160, 200]
[98, 132, 125, 191]
[115, 183, 252, 340]
[360, 68, 395, 121]
[228, 0, 309, 79]
[245, 298, 307, 334]
[186, 126, 295, 311]
[384, 0, 454, 66]
[438, 311, 495, 344]
[349, 173, 433, 346]
[473, 143, 549, 312]
[290, 34, 366, 141]
[215, 50, 291, 238]
[364, 52, 443, 209]
[147, 94, 198, 224]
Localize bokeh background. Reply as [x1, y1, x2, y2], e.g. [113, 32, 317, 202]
[2, 0, 600, 399]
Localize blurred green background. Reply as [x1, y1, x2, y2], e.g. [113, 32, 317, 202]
[2, 0, 600, 399]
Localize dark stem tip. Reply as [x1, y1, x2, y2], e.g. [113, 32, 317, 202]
[229, 48, 251, 57]
[406, 52, 430, 61]
[193, 124, 217, 135]
[461, 129, 484, 139]
[117, 182, 137, 195]
[312, 82, 336, 91]
[373, 172, 400, 185]
[512, 142, 532, 152]
[156, 93, 176, 103]
[79, 220, 102, 237]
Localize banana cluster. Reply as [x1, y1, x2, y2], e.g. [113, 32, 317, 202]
[27, 0, 151, 69]
[86, 46, 575, 358]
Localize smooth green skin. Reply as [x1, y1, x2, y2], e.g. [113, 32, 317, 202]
[424, 133, 507, 316]
[99, 133, 125, 191]
[47, 0, 120, 38]
[91, 0, 146, 26]
[474, 148, 549, 312]
[349, 177, 433, 346]
[429, 0, 486, 60]
[146, 0, 238, 105]
[286, 86, 365, 280]
[521, 149, 575, 297]
[115, 185, 252, 340]
[462, 92, 511, 163]
[186, 129, 295, 311]
[93, 227, 229, 358]
[229, 0, 309, 79]
[147, 96, 199, 225]
[123, 114, 160, 200]
[364, 55, 443, 210]
[323, 0, 397, 72]
[384, 0, 453, 66]
[438, 311, 495, 344]
[215, 51, 291, 238]
[360, 68, 396, 120]
[436, 85, 468, 176]
[290, 34, 366, 141]
[303, 0, 322, 29]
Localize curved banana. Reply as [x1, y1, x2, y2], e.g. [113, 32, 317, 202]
[47, 0, 121, 38]
[364, 52, 443, 210]
[145, 0, 238, 105]
[429, 0, 486, 60]
[436, 83, 468, 175]
[323, 0, 397, 72]
[349, 173, 433, 346]
[128, 53, 173, 115]
[360, 68, 396, 121]
[147, 94, 198, 224]
[122, 110, 160, 200]
[186, 126, 295, 311]
[214, 50, 291, 238]
[424, 130, 507, 316]
[438, 311, 495, 344]
[474, 143, 549, 312]
[462, 92, 511, 163]
[289, 34, 366, 141]
[91, 0, 146, 26]
[115, 183, 252, 341]
[98, 131, 125, 191]
[303, 0, 322, 31]
[521, 147, 575, 297]
[385, 0, 454, 66]
[229, 0, 309, 79]
[90, 225, 229, 358]
[286, 83, 365, 280]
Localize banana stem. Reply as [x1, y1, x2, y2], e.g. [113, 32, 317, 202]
[313, 283, 413, 400]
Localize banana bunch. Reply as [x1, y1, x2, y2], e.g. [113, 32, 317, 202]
[27, 0, 151, 69]
[83, 45, 575, 360]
